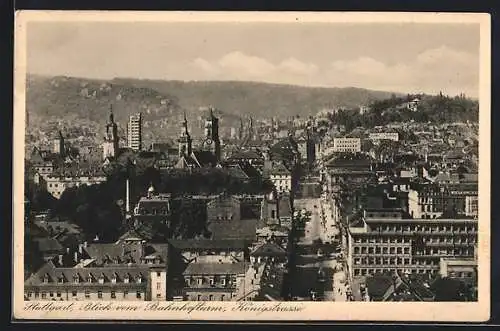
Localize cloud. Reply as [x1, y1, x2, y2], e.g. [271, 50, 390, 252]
[327, 46, 478, 96]
[278, 57, 318, 76]
[191, 47, 478, 97]
[192, 51, 320, 82]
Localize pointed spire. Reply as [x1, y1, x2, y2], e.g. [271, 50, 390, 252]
[109, 104, 114, 123]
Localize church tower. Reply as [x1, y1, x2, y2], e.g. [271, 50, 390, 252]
[102, 105, 119, 160]
[202, 107, 221, 161]
[178, 111, 192, 158]
[53, 130, 65, 156]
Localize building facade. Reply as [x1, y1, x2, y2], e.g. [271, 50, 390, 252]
[127, 113, 143, 151]
[102, 109, 119, 160]
[369, 132, 399, 142]
[333, 137, 361, 153]
[347, 209, 478, 279]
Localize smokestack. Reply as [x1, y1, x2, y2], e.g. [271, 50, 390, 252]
[126, 178, 130, 214]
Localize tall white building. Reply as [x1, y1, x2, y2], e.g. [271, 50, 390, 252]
[332, 137, 361, 153]
[127, 113, 142, 151]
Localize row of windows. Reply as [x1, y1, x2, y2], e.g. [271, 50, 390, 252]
[187, 294, 229, 301]
[185, 276, 237, 287]
[43, 275, 144, 284]
[370, 225, 477, 233]
[353, 246, 410, 255]
[353, 268, 438, 276]
[414, 248, 474, 256]
[27, 290, 144, 299]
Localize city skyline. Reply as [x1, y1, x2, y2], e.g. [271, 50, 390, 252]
[27, 22, 480, 97]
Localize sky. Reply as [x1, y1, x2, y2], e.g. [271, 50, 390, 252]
[26, 21, 480, 97]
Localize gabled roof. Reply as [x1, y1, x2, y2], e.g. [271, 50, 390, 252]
[182, 262, 247, 275]
[270, 162, 291, 175]
[192, 150, 218, 167]
[33, 237, 64, 253]
[250, 242, 286, 257]
[229, 150, 263, 160]
[168, 239, 246, 250]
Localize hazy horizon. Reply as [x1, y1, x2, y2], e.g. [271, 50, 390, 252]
[27, 21, 480, 98]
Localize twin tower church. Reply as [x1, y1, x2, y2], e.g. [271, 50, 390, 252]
[102, 106, 221, 166]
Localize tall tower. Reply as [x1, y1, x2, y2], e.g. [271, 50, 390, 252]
[178, 111, 192, 158]
[127, 113, 142, 151]
[53, 130, 65, 156]
[238, 117, 244, 140]
[202, 107, 221, 161]
[102, 105, 119, 160]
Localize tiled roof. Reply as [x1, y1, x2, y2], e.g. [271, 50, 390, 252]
[208, 219, 258, 241]
[25, 260, 153, 287]
[192, 151, 218, 167]
[34, 237, 64, 253]
[182, 262, 247, 275]
[229, 150, 263, 160]
[366, 275, 394, 299]
[271, 162, 291, 175]
[250, 242, 286, 257]
[168, 239, 247, 250]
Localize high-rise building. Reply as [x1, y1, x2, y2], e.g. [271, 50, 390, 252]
[127, 113, 142, 151]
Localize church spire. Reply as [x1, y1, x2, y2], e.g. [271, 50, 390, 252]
[108, 104, 115, 124]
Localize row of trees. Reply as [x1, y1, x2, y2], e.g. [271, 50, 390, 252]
[327, 94, 479, 133]
[27, 159, 274, 242]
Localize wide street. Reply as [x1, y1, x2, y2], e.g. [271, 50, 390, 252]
[291, 196, 348, 301]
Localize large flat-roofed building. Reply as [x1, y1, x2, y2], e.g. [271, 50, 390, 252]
[127, 113, 143, 151]
[408, 182, 478, 219]
[439, 257, 477, 280]
[332, 137, 361, 153]
[40, 172, 107, 199]
[369, 132, 399, 142]
[347, 208, 478, 279]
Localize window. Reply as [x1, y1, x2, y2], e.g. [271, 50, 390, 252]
[56, 292, 62, 297]
[209, 278, 215, 286]
[197, 294, 202, 301]
[27, 292, 32, 298]
[85, 290, 90, 299]
[157, 272, 161, 277]
[157, 282, 162, 290]
[221, 278, 226, 286]
[209, 295, 214, 301]
[41, 292, 47, 299]
[73, 275, 79, 284]
[49, 292, 54, 297]
[98, 291, 103, 299]
[221, 295, 225, 301]
[72, 291, 77, 297]
[123, 291, 128, 298]
[136, 291, 142, 299]
[98, 276, 105, 284]
[198, 278, 203, 286]
[111, 291, 116, 299]
[396, 247, 403, 254]
[404, 247, 410, 254]
[124, 276, 129, 284]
